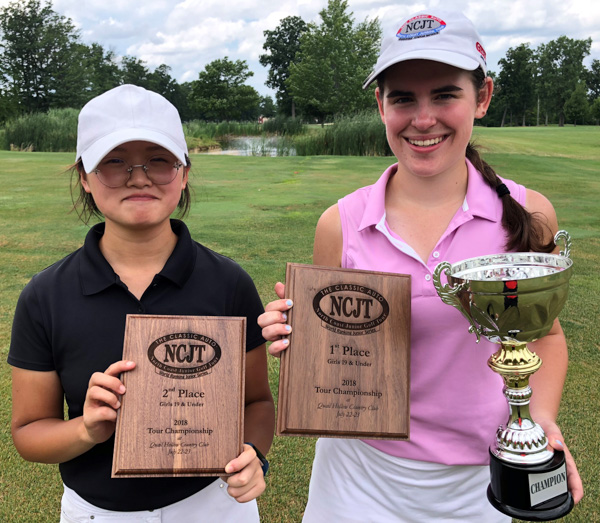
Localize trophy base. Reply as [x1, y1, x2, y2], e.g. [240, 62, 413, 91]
[487, 449, 574, 521]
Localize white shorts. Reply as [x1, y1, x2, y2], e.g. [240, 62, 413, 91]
[60, 480, 260, 523]
[302, 438, 510, 523]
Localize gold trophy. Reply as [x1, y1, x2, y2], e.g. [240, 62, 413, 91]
[432, 231, 574, 520]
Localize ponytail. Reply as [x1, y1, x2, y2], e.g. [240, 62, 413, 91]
[466, 143, 554, 253]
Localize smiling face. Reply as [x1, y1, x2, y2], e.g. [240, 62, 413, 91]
[80, 140, 189, 232]
[376, 60, 493, 182]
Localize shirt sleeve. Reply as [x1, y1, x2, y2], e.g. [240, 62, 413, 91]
[8, 277, 55, 371]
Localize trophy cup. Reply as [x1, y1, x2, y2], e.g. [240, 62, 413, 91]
[432, 231, 574, 521]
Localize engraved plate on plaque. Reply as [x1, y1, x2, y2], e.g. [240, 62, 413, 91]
[112, 315, 245, 477]
[277, 263, 410, 439]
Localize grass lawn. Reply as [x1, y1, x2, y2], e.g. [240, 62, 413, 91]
[1, 125, 599, 522]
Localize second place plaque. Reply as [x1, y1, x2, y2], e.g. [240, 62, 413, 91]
[277, 264, 411, 439]
[112, 315, 246, 477]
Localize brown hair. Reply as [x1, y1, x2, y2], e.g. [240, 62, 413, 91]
[69, 157, 193, 224]
[376, 66, 554, 253]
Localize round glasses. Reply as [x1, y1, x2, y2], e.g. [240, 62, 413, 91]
[93, 155, 183, 188]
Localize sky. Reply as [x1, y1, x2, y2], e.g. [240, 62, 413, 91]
[3, 0, 599, 97]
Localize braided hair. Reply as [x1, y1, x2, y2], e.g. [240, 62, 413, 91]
[467, 67, 554, 253]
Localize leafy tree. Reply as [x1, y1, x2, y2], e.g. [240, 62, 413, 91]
[46, 42, 93, 109]
[148, 64, 191, 122]
[81, 43, 122, 101]
[0, 87, 19, 123]
[176, 82, 196, 122]
[536, 36, 591, 126]
[496, 44, 535, 126]
[286, 0, 380, 123]
[259, 16, 308, 117]
[479, 70, 505, 127]
[148, 64, 176, 98]
[120, 55, 151, 88]
[586, 59, 600, 101]
[591, 97, 600, 124]
[259, 95, 276, 118]
[190, 57, 260, 121]
[563, 82, 590, 125]
[0, 0, 82, 113]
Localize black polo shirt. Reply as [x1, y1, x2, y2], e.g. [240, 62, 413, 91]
[8, 219, 266, 511]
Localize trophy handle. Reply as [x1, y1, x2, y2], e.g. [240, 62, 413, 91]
[554, 230, 571, 258]
[432, 262, 482, 343]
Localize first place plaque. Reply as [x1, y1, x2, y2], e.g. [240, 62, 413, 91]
[277, 264, 411, 439]
[112, 315, 246, 478]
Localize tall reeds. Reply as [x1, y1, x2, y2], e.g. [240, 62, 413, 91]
[294, 111, 391, 156]
[1, 109, 391, 157]
[262, 115, 305, 136]
[183, 121, 263, 140]
[2, 108, 79, 152]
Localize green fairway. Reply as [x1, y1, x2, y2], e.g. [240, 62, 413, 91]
[1, 126, 599, 522]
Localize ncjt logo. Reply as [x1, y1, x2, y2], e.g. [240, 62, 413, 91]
[312, 284, 390, 334]
[396, 14, 446, 40]
[147, 332, 221, 378]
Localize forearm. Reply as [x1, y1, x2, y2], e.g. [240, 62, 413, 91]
[12, 416, 96, 464]
[528, 319, 568, 425]
[12, 362, 133, 465]
[243, 399, 275, 456]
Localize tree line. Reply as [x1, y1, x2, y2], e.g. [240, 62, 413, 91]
[1, 0, 599, 127]
[491, 39, 600, 126]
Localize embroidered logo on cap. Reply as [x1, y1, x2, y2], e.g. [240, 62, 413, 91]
[396, 14, 446, 40]
[476, 42, 487, 63]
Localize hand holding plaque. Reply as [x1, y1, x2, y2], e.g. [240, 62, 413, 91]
[277, 263, 411, 439]
[112, 315, 246, 477]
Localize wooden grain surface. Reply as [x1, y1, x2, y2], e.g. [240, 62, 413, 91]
[277, 264, 411, 439]
[112, 315, 245, 477]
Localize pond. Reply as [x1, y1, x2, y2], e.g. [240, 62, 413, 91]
[200, 136, 296, 157]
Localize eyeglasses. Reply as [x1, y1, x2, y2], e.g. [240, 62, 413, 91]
[93, 156, 184, 188]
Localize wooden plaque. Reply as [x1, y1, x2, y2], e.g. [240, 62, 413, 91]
[112, 315, 246, 477]
[277, 264, 411, 439]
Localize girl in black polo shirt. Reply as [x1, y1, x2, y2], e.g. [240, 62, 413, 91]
[9, 84, 274, 521]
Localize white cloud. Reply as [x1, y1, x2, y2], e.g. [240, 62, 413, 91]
[1, 0, 599, 94]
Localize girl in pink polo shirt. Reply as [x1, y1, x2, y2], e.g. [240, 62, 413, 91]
[259, 9, 583, 522]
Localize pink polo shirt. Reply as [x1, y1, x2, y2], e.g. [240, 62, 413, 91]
[338, 159, 527, 465]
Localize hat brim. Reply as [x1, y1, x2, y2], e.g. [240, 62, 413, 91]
[363, 50, 481, 89]
[79, 128, 188, 172]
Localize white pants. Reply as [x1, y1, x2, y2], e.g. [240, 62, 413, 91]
[60, 480, 260, 522]
[303, 438, 510, 523]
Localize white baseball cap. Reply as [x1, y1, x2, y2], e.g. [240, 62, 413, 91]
[76, 84, 188, 172]
[363, 10, 487, 89]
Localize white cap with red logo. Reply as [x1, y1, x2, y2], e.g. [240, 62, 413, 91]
[363, 10, 487, 89]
